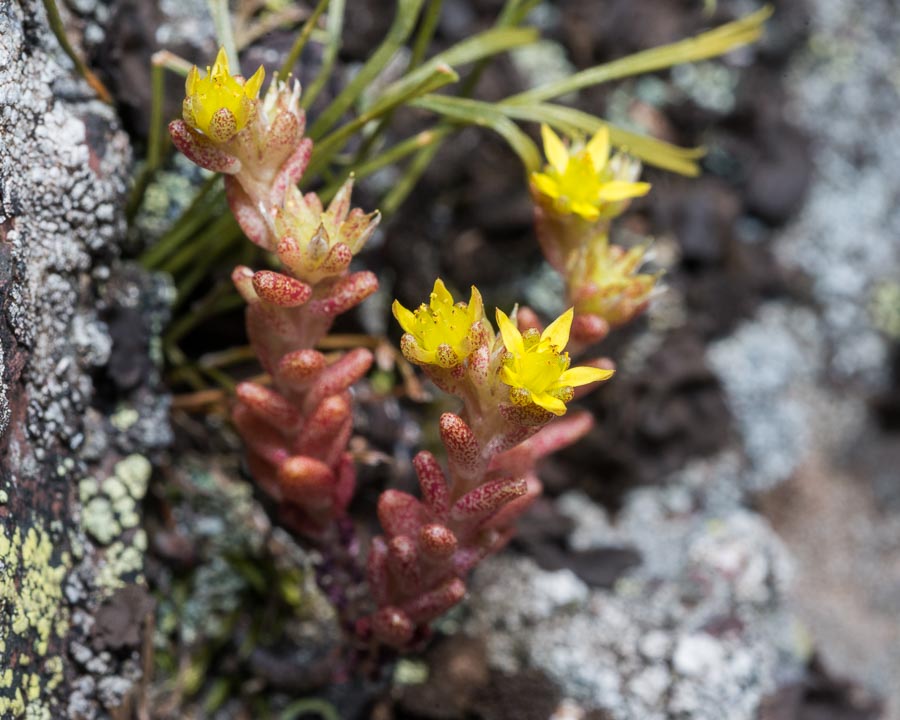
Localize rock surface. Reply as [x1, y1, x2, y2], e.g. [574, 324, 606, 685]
[0, 1, 169, 716]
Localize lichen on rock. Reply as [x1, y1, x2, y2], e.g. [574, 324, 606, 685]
[0, 1, 171, 716]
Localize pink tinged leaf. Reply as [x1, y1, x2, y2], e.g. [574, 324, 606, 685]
[371, 606, 415, 648]
[526, 411, 593, 459]
[418, 524, 458, 560]
[320, 242, 353, 275]
[388, 535, 422, 591]
[308, 271, 378, 316]
[295, 395, 352, 467]
[401, 577, 466, 624]
[341, 208, 380, 254]
[265, 107, 300, 156]
[333, 452, 356, 512]
[367, 536, 390, 606]
[168, 120, 241, 174]
[306, 348, 373, 408]
[235, 381, 301, 428]
[327, 176, 355, 225]
[377, 490, 428, 538]
[272, 137, 313, 206]
[492, 411, 593, 476]
[232, 404, 290, 467]
[497, 402, 555, 429]
[571, 312, 610, 346]
[225, 177, 273, 250]
[277, 349, 327, 386]
[275, 235, 306, 278]
[252, 270, 312, 307]
[277, 455, 336, 506]
[483, 475, 542, 531]
[232, 266, 259, 304]
[483, 425, 535, 460]
[439, 413, 481, 479]
[449, 477, 528, 526]
[412, 451, 449, 519]
[467, 343, 491, 386]
[451, 544, 491, 576]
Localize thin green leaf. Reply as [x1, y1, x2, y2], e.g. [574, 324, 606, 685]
[301, 0, 346, 110]
[279, 0, 330, 78]
[399, 26, 539, 93]
[498, 102, 705, 176]
[410, 0, 444, 69]
[306, 65, 458, 177]
[308, 0, 426, 139]
[208, 0, 240, 73]
[504, 6, 773, 105]
[381, 132, 443, 215]
[412, 94, 542, 172]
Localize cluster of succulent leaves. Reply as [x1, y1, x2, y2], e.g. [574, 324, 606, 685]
[132, 0, 769, 394]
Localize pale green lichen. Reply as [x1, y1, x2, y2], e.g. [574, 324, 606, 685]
[77, 455, 151, 594]
[102, 476, 128, 500]
[78, 477, 99, 504]
[96, 542, 145, 590]
[110, 406, 140, 431]
[82, 496, 121, 545]
[115, 454, 151, 500]
[80, 454, 150, 544]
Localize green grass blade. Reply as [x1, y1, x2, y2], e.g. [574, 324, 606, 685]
[279, 0, 330, 78]
[498, 102, 705, 176]
[301, 0, 346, 110]
[394, 26, 538, 96]
[410, 0, 444, 68]
[504, 6, 773, 105]
[306, 65, 458, 177]
[412, 94, 541, 171]
[308, 0, 426, 139]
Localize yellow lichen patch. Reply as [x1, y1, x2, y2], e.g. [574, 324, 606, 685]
[0, 521, 70, 717]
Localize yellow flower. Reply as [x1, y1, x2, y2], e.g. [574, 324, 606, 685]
[531, 125, 651, 222]
[495, 307, 613, 415]
[183, 48, 265, 143]
[573, 240, 660, 327]
[393, 280, 485, 368]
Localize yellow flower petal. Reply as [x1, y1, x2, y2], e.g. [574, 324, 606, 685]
[568, 201, 601, 221]
[541, 307, 573, 351]
[186, 65, 200, 95]
[211, 47, 230, 78]
[558, 365, 614, 388]
[531, 172, 562, 200]
[468, 286, 484, 324]
[431, 278, 453, 307]
[541, 124, 569, 175]
[392, 300, 418, 335]
[596, 181, 652, 202]
[496, 308, 525, 355]
[585, 126, 610, 171]
[244, 64, 266, 98]
[531, 392, 567, 416]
